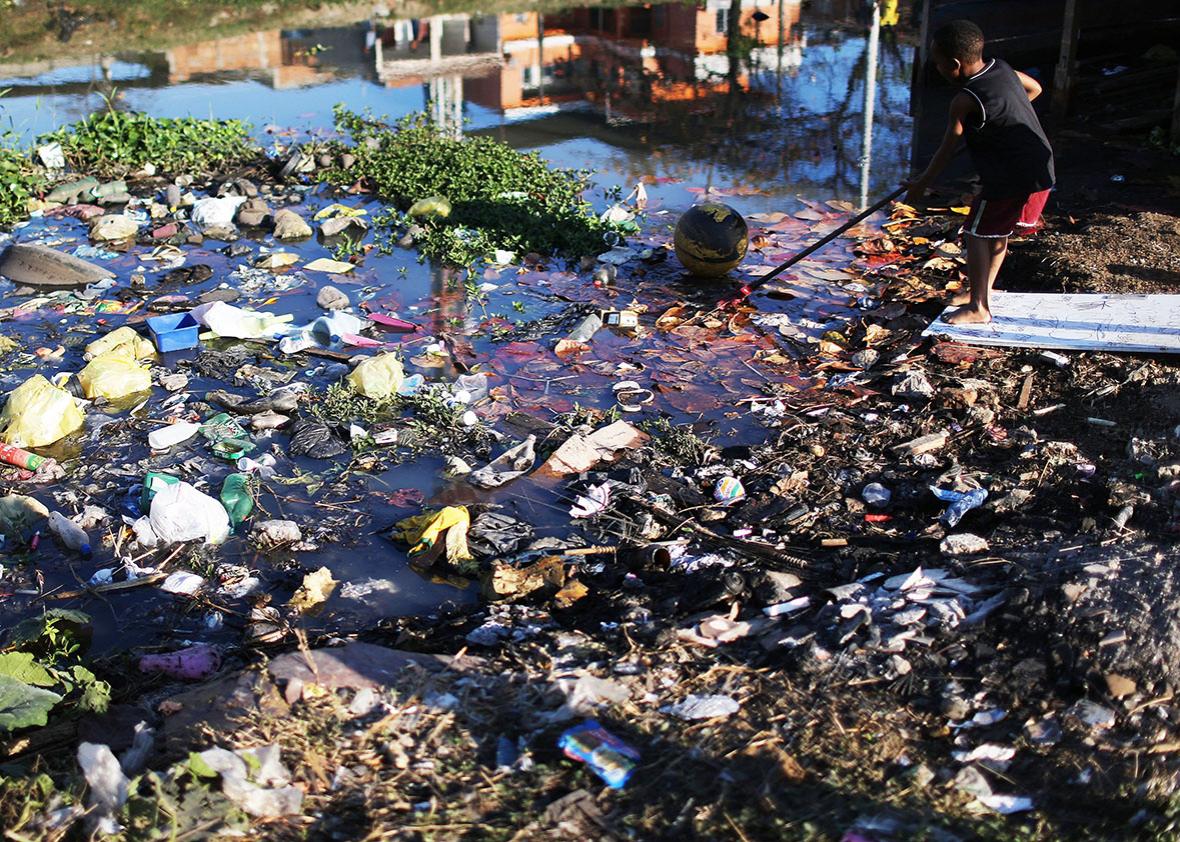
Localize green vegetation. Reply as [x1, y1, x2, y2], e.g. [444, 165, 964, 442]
[0, 145, 41, 229]
[324, 106, 622, 266]
[40, 108, 258, 177]
[0, 609, 110, 732]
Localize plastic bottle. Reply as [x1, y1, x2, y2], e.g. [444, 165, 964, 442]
[47, 511, 92, 558]
[0, 443, 46, 471]
[220, 473, 255, 528]
[148, 421, 201, 450]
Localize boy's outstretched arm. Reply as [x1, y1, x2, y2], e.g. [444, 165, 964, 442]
[904, 92, 976, 205]
[1016, 70, 1042, 101]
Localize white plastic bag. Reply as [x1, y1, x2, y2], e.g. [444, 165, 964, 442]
[149, 481, 230, 545]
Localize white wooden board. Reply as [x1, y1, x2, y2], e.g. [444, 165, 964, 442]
[923, 292, 1180, 354]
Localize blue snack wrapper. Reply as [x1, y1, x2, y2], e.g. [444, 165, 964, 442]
[558, 719, 640, 789]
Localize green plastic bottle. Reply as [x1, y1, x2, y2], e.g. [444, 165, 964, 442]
[220, 473, 254, 528]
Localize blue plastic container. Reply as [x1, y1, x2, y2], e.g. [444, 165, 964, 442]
[147, 313, 200, 352]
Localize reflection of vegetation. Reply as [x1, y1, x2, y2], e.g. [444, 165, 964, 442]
[325, 107, 621, 266]
[40, 108, 258, 177]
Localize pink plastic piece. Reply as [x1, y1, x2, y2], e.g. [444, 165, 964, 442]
[368, 313, 417, 332]
[138, 643, 223, 680]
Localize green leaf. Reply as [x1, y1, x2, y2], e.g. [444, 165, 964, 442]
[73, 666, 110, 713]
[185, 752, 219, 779]
[0, 676, 61, 731]
[6, 609, 92, 655]
[0, 653, 54, 687]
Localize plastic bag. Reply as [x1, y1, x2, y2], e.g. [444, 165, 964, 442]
[191, 301, 293, 340]
[84, 326, 156, 361]
[77, 349, 152, 400]
[347, 353, 404, 399]
[0, 375, 85, 447]
[149, 481, 230, 545]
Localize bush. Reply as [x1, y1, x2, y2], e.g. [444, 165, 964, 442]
[40, 109, 258, 177]
[324, 106, 619, 266]
[0, 146, 41, 228]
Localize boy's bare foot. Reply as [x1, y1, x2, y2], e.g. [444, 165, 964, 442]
[943, 304, 992, 325]
[950, 289, 971, 305]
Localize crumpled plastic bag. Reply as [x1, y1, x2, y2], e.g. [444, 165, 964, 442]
[469, 435, 536, 488]
[347, 353, 404, 399]
[191, 301, 294, 340]
[468, 511, 533, 558]
[148, 481, 230, 545]
[84, 326, 156, 361]
[407, 195, 451, 218]
[393, 506, 472, 566]
[191, 744, 303, 818]
[0, 375, 85, 447]
[77, 349, 152, 400]
[191, 195, 246, 228]
[287, 418, 347, 459]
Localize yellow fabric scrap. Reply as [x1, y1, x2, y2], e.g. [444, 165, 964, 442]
[393, 506, 472, 564]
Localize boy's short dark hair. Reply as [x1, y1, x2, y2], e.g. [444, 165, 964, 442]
[932, 19, 984, 63]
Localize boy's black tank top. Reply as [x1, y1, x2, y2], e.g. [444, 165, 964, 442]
[961, 58, 1055, 199]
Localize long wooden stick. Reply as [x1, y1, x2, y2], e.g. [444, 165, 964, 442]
[737, 185, 906, 299]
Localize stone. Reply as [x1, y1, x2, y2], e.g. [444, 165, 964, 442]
[1066, 700, 1116, 730]
[159, 372, 189, 392]
[1023, 715, 1062, 745]
[236, 197, 271, 227]
[1105, 673, 1137, 698]
[272, 208, 312, 240]
[252, 519, 302, 548]
[851, 348, 879, 369]
[940, 533, 989, 556]
[201, 224, 238, 242]
[316, 284, 350, 310]
[320, 216, 368, 238]
[266, 642, 466, 705]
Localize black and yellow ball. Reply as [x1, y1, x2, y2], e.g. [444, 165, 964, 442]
[673, 202, 748, 278]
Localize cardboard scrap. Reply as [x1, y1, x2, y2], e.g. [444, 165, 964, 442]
[539, 421, 649, 476]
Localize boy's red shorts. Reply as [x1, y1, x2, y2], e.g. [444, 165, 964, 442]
[963, 189, 1051, 238]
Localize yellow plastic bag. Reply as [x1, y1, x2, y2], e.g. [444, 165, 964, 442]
[0, 375, 85, 447]
[77, 349, 152, 400]
[393, 506, 472, 565]
[347, 353, 404, 399]
[84, 326, 156, 361]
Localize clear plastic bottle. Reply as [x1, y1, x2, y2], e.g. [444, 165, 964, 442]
[47, 511, 92, 557]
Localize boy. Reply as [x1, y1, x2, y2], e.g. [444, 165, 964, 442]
[905, 20, 1055, 325]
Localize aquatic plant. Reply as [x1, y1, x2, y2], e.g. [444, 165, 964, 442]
[323, 106, 621, 266]
[40, 108, 258, 177]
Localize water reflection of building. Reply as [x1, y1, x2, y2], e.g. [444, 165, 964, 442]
[373, 1, 805, 128]
[167, 26, 372, 88]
